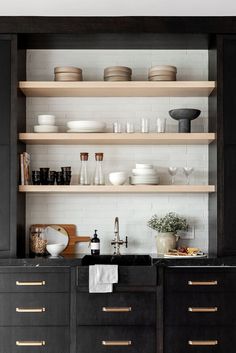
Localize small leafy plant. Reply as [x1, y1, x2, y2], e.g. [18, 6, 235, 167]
[147, 212, 188, 234]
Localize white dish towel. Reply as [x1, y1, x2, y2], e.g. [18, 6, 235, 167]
[89, 264, 118, 293]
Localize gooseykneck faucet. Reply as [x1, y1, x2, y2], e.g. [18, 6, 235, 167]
[111, 217, 128, 255]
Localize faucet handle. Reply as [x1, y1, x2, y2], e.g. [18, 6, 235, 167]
[125, 236, 128, 248]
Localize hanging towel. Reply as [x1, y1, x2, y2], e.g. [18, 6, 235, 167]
[89, 264, 118, 293]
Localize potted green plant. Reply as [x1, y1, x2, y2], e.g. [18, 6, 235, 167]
[147, 212, 189, 254]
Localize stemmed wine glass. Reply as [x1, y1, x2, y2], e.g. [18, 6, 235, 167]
[183, 167, 194, 184]
[168, 167, 178, 185]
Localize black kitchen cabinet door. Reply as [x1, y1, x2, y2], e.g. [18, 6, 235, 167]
[0, 146, 10, 250]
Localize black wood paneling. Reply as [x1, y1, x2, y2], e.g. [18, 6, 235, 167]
[0, 40, 11, 144]
[0, 146, 10, 250]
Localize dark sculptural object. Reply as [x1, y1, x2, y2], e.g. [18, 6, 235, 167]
[169, 109, 201, 133]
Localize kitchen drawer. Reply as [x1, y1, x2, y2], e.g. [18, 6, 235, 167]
[77, 292, 156, 325]
[0, 293, 69, 326]
[0, 327, 69, 353]
[165, 326, 236, 353]
[165, 292, 236, 326]
[77, 326, 155, 353]
[0, 270, 70, 292]
[165, 268, 236, 293]
[77, 266, 157, 288]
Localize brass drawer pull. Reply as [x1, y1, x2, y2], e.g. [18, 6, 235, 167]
[16, 307, 46, 313]
[16, 280, 46, 286]
[188, 340, 218, 346]
[102, 341, 132, 346]
[188, 307, 218, 313]
[188, 280, 218, 286]
[16, 341, 46, 346]
[102, 307, 132, 312]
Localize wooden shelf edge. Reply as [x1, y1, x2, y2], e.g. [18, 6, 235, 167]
[19, 133, 216, 145]
[19, 185, 216, 193]
[19, 81, 216, 97]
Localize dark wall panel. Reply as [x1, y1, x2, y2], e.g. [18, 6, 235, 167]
[0, 146, 10, 250]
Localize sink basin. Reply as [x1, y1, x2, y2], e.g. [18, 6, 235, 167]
[81, 255, 152, 266]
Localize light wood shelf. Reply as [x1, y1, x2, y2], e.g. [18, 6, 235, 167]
[19, 185, 215, 193]
[19, 81, 215, 97]
[19, 133, 216, 145]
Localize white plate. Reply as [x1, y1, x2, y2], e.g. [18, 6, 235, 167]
[132, 168, 157, 176]
[34, 125, 58, 133]
[164, 253, 207, 258]
[67, 120, 106, 129]
[67, 129, 105, 133]
[135, 164, 153, 169]
[44, 226, 69, 247]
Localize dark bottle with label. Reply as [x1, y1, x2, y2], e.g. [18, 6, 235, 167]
[91, 230, 100, 255]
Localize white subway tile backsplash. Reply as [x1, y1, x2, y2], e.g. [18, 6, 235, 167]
[26, 49, 210, 254]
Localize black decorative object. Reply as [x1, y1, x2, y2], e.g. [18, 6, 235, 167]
[169, 109, 201, 133]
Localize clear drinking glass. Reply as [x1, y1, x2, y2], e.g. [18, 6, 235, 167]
[183, 167, 194, 184]
[141, 118, 149, 133]
[156, 118, 166, 133]
[168, 167, 178, 185]
[113, 121, 122, 133]
[126, 121, 134, 133]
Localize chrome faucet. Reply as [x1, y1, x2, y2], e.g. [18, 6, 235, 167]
[111, 217, 128, 255]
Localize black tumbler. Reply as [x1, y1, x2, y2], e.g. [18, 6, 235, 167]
[56, 171, 64, 185]
[40, 168, 50, 185]
[32, 170, 41, 185]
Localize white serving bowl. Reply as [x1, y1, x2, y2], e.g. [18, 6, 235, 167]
[135, 164, 153, 169]
[132, 168, 156, 176]
[46, 243, 66, 257]
[34, 125, 59, 133]
[38, 115, 56, 125]
[109, 172, 127, 185]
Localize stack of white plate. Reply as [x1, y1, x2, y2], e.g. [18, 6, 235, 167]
[104, 66, 132, 81]
[130, 164, 160, 185]
[66, 120, 106, 133]
[54, 66, 83, 81]
[34, 115, 58, 133]
[148, 65, 177, 81]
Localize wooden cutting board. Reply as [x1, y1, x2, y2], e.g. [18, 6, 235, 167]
[32, 224, 91, 255]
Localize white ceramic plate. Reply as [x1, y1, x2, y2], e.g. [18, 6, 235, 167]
[135, 164, 153, 169]
[164, 253, 207, 258]
[132, 168, 157, 176]
[67, 120, 106, 129]
[34, 125, 58, 133]
[67, 129, 105, 133]
[44, 226, 69, 246]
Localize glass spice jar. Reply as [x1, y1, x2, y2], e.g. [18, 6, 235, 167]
[30, 226, 47, 256]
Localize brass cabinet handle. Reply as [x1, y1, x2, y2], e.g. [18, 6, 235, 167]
[188, 340, 218, 346]
[188, 307, 218, 313]
[16, 341, 46, 346]
[16, 307, 46, 313]
[102, 341, 132, 346]
[16, 280, 46, 286]
[188, 280, 218, 286]
[102, 307, 132, 312]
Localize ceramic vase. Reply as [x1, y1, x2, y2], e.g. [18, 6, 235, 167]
[156, 232, 179, 255]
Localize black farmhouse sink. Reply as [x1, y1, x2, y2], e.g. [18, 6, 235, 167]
[81, 255, 152, 266]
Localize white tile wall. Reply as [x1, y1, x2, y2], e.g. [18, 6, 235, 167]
[26, 49, 209, 254]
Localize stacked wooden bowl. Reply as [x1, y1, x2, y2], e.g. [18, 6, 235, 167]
[104, 66, 132, 81]
[148, 65, 177, 81]
[54, 67, 83, 81]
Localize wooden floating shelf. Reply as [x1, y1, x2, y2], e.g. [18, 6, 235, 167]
[19, 133, 216, 145]
[19, 185, 215, 193]
[19, 81, 215, 97]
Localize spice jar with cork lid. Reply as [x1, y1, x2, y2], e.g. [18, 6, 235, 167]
[79, 152, 90, 185]
[94, 153, 105, 185]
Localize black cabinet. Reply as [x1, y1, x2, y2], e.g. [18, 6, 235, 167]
[0, 146, 10, 250]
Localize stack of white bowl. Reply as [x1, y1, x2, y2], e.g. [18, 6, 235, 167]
[34, 115, 58, 133]
[148, 65, 177, 81]
[66, 120, 106, 133]
[104, 66, 132, 81]
[54, 66, 83, 81]
[130, 164, 160, 185]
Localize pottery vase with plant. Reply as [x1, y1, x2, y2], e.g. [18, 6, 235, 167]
[147, 212, 189, 255]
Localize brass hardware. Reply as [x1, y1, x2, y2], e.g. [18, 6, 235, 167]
[188, 307, 218, 313]
[16, 280, 46, 286]
[188, 340, 218, 346]
[16, 341, 46, 346]
[102, 307, 132, 312]
[102, 341, 132, 346]
[188, 280, 218, 286]
[16, 307, 46, 313]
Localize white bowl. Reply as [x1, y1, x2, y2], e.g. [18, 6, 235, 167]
[46, 243, 66, 257]
[132, 168, 156, 176]
[34, 125, 59, 133]
[109, 172, 127, 185]
[135, 164, 153, 169]
[67, 120, 106, 130]
[38, 115, 56, 125]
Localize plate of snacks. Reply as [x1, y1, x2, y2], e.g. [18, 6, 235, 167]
[164, 247, 207, 258]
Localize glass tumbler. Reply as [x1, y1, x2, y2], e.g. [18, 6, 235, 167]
[126, 121, 134, 133]
[156, 118, 166, 133]
[141, 118, 149, 133]
[113, 122, 122, 133]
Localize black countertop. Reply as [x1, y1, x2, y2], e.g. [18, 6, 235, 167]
[1, 254, 236, 267]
